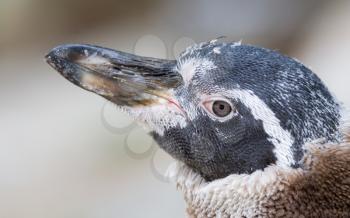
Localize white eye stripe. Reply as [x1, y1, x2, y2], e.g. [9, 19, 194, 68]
[214, 88, 295, 167]
[176, 57, 217, 87]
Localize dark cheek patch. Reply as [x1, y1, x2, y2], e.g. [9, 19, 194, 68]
[151, 102, 277, 181]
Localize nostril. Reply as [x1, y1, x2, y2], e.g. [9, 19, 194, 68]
[47, 44, 89, 62]
[66, 49, 86, 62]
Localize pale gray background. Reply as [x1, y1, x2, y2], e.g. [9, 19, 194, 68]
[0, 0, 349, 217]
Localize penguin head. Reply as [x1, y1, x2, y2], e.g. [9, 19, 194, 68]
[46, 41, 341, 181]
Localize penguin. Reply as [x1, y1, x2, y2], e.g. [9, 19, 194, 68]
[46, 40, 350, 217]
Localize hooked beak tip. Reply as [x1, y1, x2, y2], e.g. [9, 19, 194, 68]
[45, 52, 54, 68]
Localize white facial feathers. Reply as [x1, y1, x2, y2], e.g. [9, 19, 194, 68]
[118, 98, 187, 136]
[176, 57, 217, 86]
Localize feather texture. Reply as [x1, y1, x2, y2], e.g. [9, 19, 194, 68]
[167, 127, 350, 217]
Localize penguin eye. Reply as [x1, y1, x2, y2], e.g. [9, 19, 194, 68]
[212, 101, 232, 117]
[202, 98, 236, 120]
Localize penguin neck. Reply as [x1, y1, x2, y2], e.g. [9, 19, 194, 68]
[166, 127, 350, 217]
[166, 161, 301, 217]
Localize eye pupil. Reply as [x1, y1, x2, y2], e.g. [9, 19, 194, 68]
[212, 100, 232, 117]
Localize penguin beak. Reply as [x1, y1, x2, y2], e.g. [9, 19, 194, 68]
[45, 44, 183, 107]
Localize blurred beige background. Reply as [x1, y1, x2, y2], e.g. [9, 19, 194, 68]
[0, 0, 349, 217]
